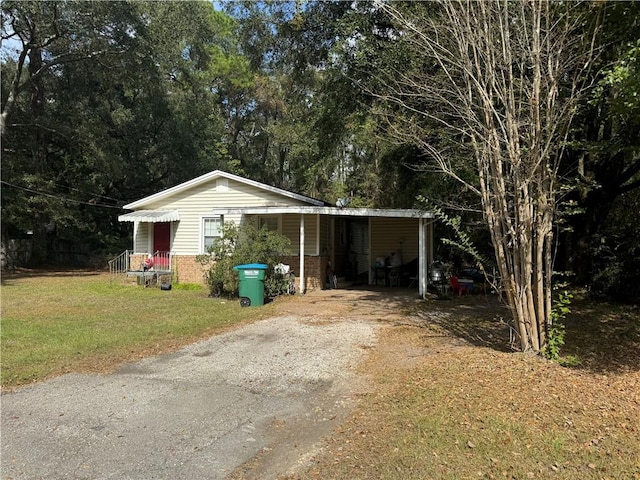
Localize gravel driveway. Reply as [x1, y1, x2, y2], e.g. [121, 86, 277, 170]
[1, 288, 415, 479]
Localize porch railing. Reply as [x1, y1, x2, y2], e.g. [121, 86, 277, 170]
[108, 250, 130, 284]
[151, 251, 171, 271]
[108, 250, 172, 284]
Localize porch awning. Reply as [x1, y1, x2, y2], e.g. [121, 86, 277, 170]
[118, 210, 180, 223]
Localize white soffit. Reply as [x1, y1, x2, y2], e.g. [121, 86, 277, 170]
[211, 206, 434, 219]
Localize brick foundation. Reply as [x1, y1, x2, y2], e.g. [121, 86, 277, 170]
[129, 254, 147, 271]
[129, 253, 326, 291]
[281, 255, 327, 292]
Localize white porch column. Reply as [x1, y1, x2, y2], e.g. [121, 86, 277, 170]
[299, 214, 305, 294]
[418, 218, 427, 298]
[330, 217, 335, 268]
[368, 217, 372, 285]
[428, 220, 434, 265]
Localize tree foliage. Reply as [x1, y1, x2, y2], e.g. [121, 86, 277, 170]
[1, 1, 239, 261]
[558, 3, 640, 294]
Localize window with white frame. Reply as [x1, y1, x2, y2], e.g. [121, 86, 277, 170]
[257, 215, 279, 232]
[203, 216, 223, 251]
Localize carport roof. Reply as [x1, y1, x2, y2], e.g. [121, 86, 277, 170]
[211, 206, 433, 218]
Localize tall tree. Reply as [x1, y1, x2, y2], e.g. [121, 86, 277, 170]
[1, 0, 146, 262]
[1, 1, 239, 263]
[221, 0, 368, 199]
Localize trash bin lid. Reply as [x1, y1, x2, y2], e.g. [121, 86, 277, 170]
[233, 263, 268, 270]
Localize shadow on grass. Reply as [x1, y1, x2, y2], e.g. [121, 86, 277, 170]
[562, 298, 640, 374]
[1, 268, 105, 286]
[413, 293, 516, 353]
[414, 292, 640, 374]
[238, 285, 640, 374]
[305, 286, 517, 352]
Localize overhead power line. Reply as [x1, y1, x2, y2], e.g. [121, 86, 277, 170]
[0, 180, 126, 210]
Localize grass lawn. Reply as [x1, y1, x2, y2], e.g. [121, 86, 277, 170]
[0, 271, 270, 388]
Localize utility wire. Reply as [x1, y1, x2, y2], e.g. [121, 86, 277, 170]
[0, 180, 126, 210]
[46, 180, 123, 203]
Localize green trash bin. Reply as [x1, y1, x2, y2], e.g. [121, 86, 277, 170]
[233, 263, 268, 307]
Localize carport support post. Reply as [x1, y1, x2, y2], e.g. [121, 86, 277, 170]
[419, 218, 427, 298]
[299, 214, 305, 294]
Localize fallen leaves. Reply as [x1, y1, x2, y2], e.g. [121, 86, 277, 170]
[285, 295, 640, 480]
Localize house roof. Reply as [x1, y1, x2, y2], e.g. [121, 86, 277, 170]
[118, 210, 180, 223]
[122, 170, 327, 210]
[211, 206, 434, 219]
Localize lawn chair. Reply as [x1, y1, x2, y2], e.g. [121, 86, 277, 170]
[450, 276, 472, 296]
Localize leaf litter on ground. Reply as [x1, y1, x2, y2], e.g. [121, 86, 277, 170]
[286, 294, 640, 480]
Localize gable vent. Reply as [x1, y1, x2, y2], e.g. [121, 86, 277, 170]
[216, 178, 229, 192]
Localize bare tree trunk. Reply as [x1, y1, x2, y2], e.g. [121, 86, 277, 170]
[373, 0, 598, 352]
[0, 41, 29, 136]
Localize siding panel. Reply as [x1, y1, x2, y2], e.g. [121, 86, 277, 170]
[370, 217, 420, 267]
[134, 223, 150, 253]
[139, 178, 314, 255]
[279, 214, 318, 255]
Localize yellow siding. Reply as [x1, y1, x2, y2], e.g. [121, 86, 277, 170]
[280, 214, 319, 255]
[319, 216, 331, 256]
[134, 222, 150, 253]
[370, 217, 421, 267]
[141, 178, 311, 255]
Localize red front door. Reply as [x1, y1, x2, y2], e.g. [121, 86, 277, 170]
[153, 222, 171, 253]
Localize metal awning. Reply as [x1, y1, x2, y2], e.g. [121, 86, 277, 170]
[118, 210, 180, 223]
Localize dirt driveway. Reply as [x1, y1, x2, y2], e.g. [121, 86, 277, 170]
[1, 287, 420, 480]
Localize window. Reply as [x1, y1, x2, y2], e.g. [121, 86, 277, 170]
[203, 216, 223, 251]
[257, 215, 279, 232]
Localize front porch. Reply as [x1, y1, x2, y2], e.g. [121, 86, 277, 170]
[108, 250, 173, 287]
[115, 207, 435, 295]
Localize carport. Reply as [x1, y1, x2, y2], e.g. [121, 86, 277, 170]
[211, 206, 435, 297]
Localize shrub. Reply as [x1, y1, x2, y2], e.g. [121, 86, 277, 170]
[545, 289, 573, 361]
[196, 222, 291, 298]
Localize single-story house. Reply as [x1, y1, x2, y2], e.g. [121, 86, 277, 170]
[117, 170, 435, 295]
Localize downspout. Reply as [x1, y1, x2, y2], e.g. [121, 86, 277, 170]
[133, 221, 139, 253]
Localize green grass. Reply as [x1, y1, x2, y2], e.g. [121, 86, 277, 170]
[0, 272, 267, 388]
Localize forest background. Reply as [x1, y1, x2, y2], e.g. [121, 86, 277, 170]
[2, 0, 639, 305]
